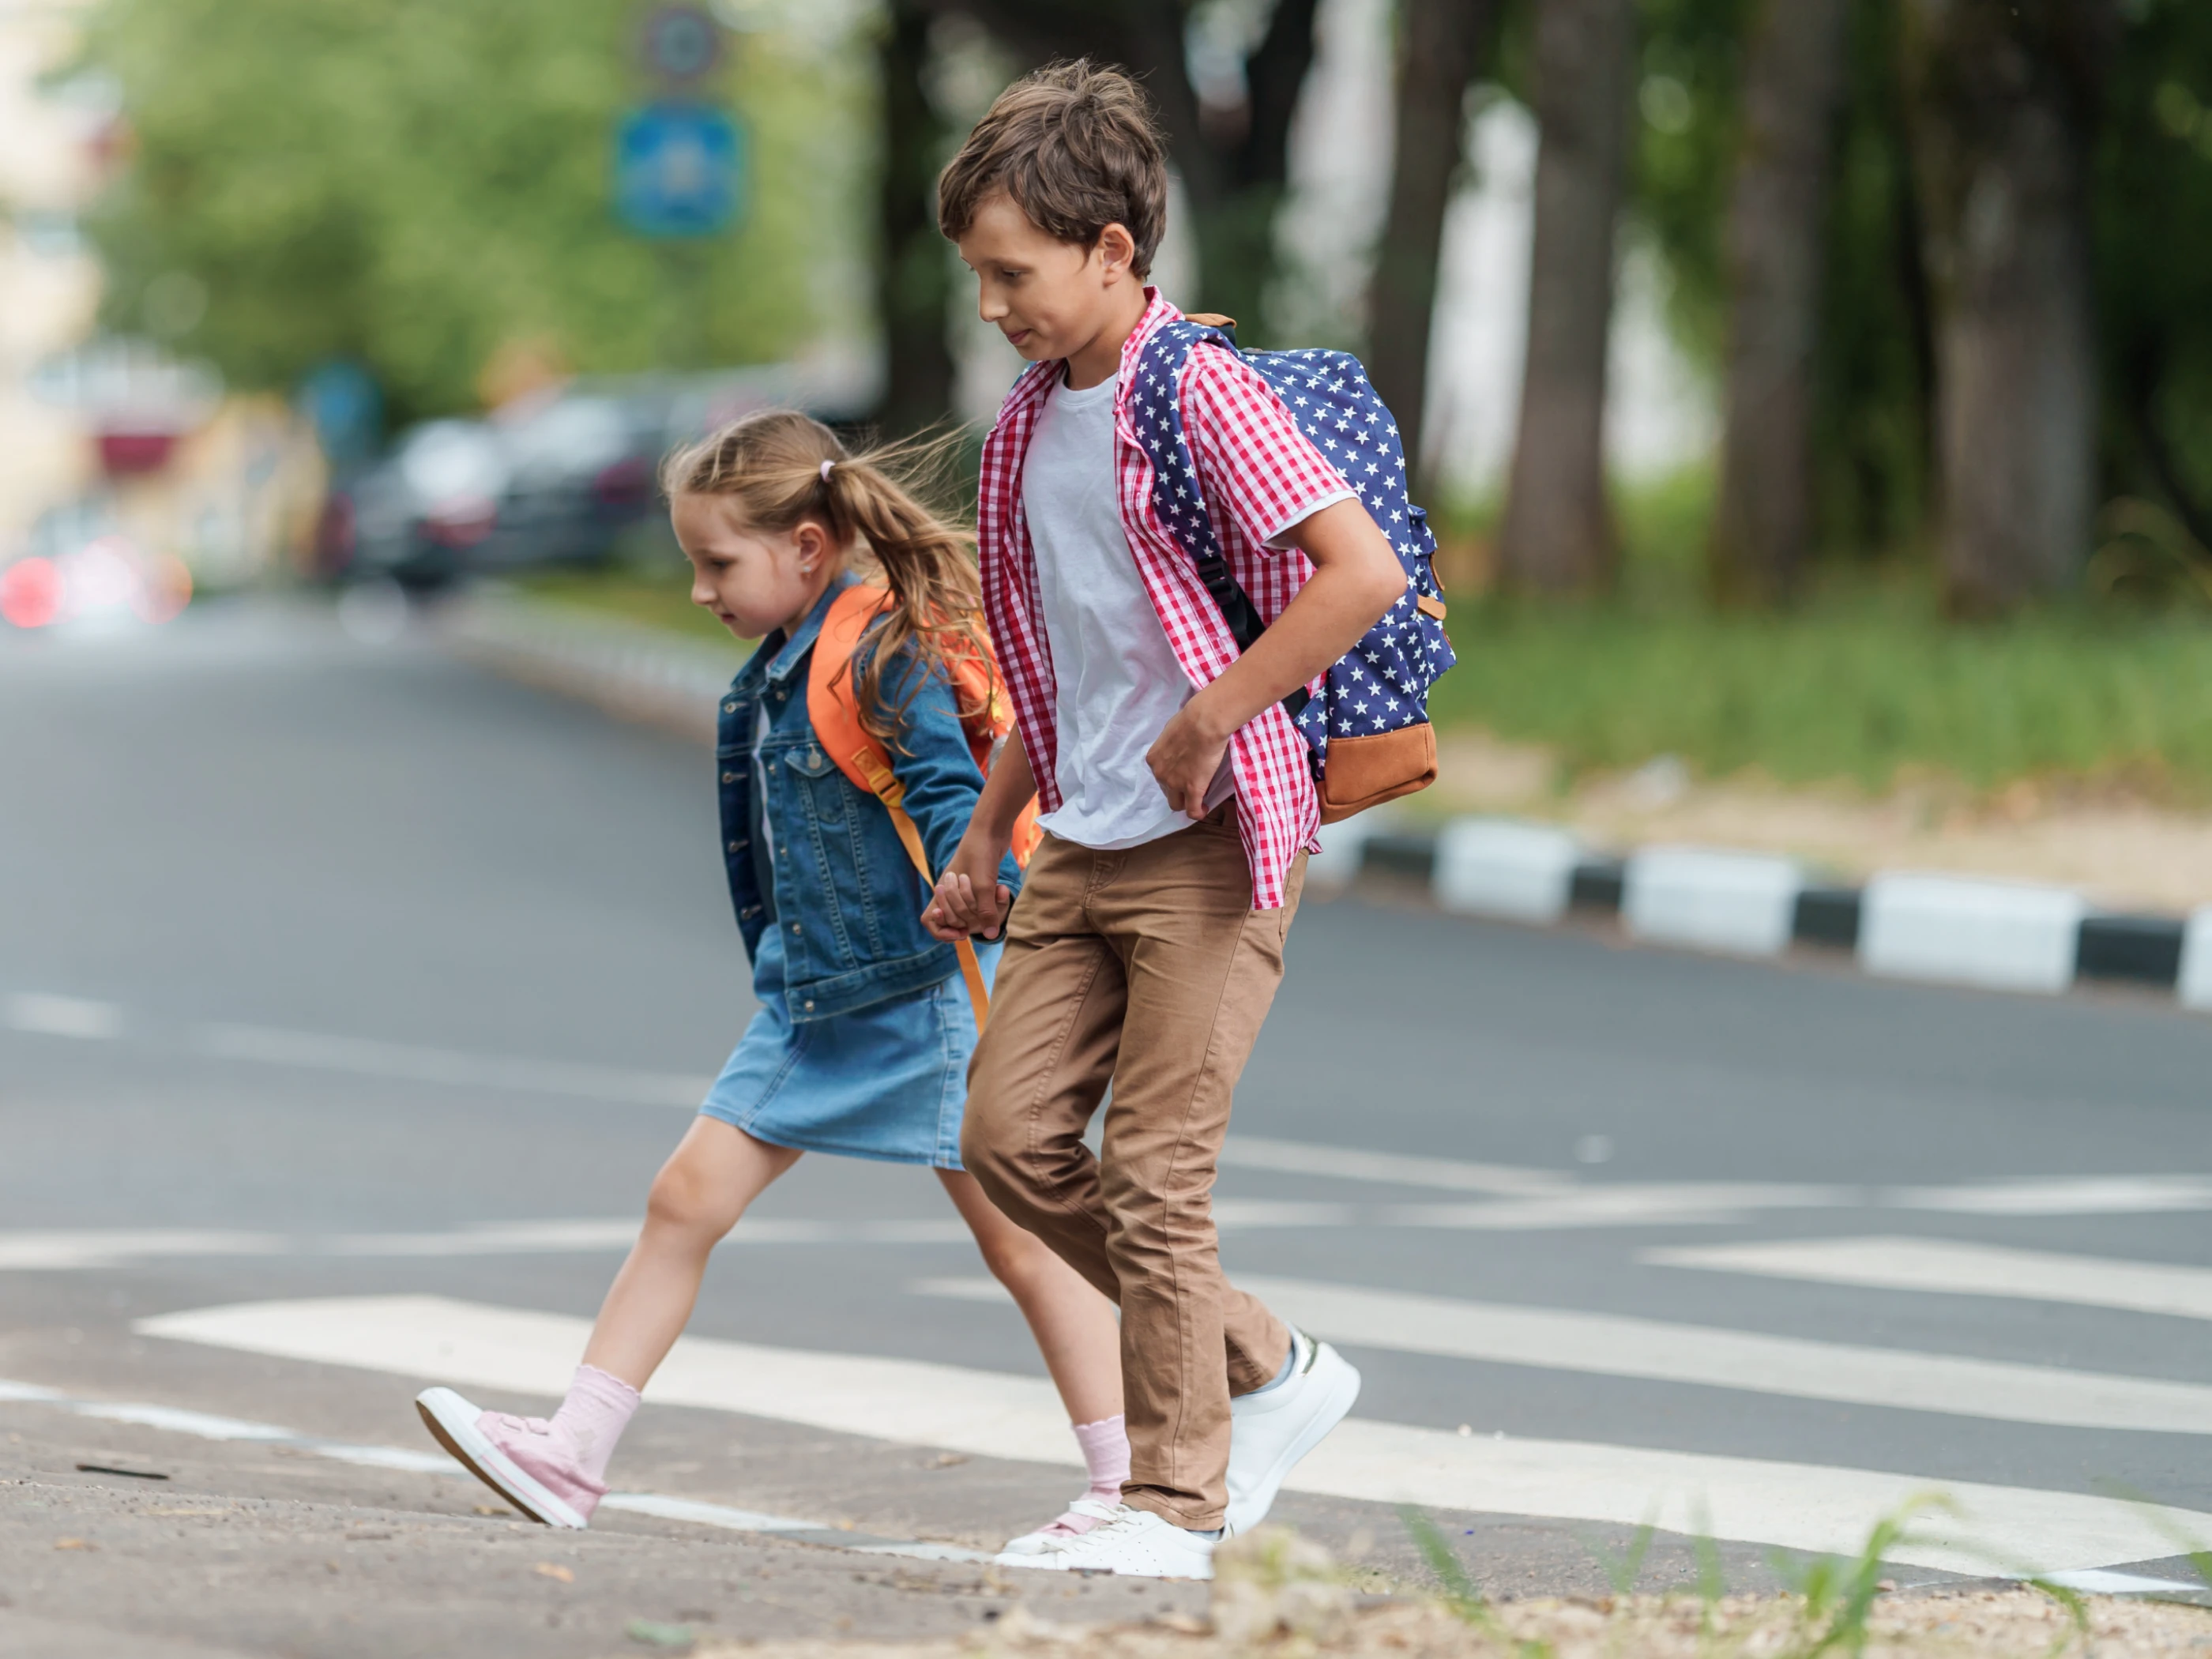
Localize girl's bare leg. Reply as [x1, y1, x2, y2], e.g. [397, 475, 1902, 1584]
[583, 1118, 803, 1390]
[936, 1168, 1121, 1424]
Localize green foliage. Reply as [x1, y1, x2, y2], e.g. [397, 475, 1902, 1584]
[1431, 578, 2212, 797]
[515, 562, 749, 647]
[81, 0, 863, 423]
[1398, 1506, 1492, 1627]
[2095, 0, 2212, 547]
[1768, 1495, 1951, 1659]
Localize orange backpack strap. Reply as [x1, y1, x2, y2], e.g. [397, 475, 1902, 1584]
[807, 585, 992, 1031]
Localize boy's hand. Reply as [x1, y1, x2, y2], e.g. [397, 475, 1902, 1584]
[922, 830, 1014, 941]
[1146, 694, 1232, 819]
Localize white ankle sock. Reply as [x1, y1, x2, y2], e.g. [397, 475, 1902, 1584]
[548, 1364, 640, 1485]
[1071, 1413, 1130, 1506]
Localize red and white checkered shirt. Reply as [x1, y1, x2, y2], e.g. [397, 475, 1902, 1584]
[977, 292, 1352, 909]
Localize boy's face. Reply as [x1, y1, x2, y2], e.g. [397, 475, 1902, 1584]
[956, 192, 1139, 367]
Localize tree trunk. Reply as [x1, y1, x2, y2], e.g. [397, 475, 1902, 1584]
[1706, 0, 1852, 606]
[1899, 0, 2118, 615]
[1498, 0, 1636, 593]
[876, 0, 955, 435]
[942, 0, 1322, 335]
[1367, 0, 1499, 495]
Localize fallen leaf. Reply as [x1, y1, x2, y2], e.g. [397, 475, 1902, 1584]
[929, 1451, 969, 1469]
[534, 1562, 575, 1583]
[625, 1619, 694, 1650]
[473, 1504, 514, 1517]
[54, 1537, 95, 1551]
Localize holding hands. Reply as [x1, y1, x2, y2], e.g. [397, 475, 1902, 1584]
[923, 830, 1014, 942]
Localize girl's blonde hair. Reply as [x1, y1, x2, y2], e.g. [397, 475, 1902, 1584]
[662, 411, 989, 745]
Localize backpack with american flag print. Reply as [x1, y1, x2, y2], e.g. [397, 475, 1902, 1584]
[1129, 314, 1457, 823]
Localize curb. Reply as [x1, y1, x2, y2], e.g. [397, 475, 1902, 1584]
[434, 592, 2210, 1010]
[1356, 818, 2207, 1007]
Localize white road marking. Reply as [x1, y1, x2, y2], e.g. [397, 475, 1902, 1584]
[195, 1023, 711, 1108]
[1884, 1176, 2212, 1217]
[0, 1217, 980, 1270]
[4, 993, 122, 1040]
[1647, 1236, 2212, 1324]
[136, 1293, 2212, 1576]
[2039, 1569, 2206, 1595]
[1375, 1185, 1859, 1230]
[916, 1273, 2212, 1436]
[0, 1232, 291, 1270]
[0, 1371, 984, 1563]
[1221, 1135, 1569, 1197]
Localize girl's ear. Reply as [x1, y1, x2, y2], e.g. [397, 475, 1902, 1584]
[793, 519, 827, 572]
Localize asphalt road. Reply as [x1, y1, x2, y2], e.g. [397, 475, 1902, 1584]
[3, 597, 2208, 1657]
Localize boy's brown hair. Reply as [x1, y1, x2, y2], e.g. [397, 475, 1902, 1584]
[936, 60, 1168, 278]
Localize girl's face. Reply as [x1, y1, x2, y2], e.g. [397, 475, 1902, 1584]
[672, 493, 834, 641]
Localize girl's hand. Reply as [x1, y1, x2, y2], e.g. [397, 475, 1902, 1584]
[922, 832, 1013, 941]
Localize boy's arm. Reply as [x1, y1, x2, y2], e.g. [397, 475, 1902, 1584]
[921, 727, 1033, 942]
[1146, 497, 1402, 818]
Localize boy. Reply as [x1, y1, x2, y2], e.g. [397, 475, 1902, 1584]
[923, 62, 1406, 1582]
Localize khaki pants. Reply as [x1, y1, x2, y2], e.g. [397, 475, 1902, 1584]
[960, 807, 1302, 1529]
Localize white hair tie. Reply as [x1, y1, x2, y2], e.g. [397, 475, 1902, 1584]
[818, 459, 834, 482]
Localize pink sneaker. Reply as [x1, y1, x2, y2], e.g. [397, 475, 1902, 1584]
[999, 1495, 1121, 1556]
[416, 1386, 606, 1528]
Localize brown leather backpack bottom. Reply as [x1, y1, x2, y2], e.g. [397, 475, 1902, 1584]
[1317, 722, 1437, 824]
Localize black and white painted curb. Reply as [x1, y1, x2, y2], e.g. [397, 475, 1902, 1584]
[1317, 814, 2212, 1007]
[434, 592, 2211, 1010]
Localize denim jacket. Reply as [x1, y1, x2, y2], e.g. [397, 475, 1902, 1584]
[717, 576, 1022, 1022]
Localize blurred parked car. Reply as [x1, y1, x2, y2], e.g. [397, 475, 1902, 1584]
[317, 390, 664, 589]
[314, 354, 878, 590]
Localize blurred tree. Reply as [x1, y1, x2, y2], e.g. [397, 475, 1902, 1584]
[84, 0, 846, 423]
[877, 0, 957, 435]
[2096, 2, 2212, 562]
[1367, 0, 1503, 497]
[1900, 0, 2120, 615]
[923, 0, 1320, 338]
[1706, 0, 1851, 604]
[1498, 0, 1636, 592]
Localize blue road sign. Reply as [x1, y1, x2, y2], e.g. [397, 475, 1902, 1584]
[615, 103, 745, 238]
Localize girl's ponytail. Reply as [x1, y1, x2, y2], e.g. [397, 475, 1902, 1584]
[663, 412, 988, 744]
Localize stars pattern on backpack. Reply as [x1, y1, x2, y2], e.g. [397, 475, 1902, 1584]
[1131, 322, 1456, 764]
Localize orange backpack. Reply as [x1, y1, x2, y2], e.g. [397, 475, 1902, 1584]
[807, 583, 1040, 1029]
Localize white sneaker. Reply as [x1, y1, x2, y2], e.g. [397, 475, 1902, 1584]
[1223, 1328, 1360, 1535]
[990, 1503, 1217, 1579]
[999, 1495, 1123, 1556]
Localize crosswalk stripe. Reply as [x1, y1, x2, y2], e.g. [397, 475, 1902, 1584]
[136, 1293, 2212, 1576]
[1646, 1236, 2212, 1323]
[919, 1273, 2212, 1436]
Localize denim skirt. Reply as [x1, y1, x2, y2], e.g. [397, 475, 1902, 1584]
[699, 924, 998, 1169]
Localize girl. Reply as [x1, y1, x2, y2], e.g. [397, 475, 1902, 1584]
[415, 412, 1127, 1556]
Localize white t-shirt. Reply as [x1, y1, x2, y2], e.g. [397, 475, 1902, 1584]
[1023, 371, 1232, 849]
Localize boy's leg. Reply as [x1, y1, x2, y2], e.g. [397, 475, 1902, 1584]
[962, 814, 1300, 1531]
[1089, 811, 1300, 1529]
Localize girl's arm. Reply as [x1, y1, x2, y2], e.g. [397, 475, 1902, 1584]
[881, 654, 1015, 894]
[922, 728, 1030, 942]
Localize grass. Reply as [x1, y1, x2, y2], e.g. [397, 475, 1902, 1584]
[1428, 469, 2212, 800]
[1430, 588, 2212, 799]
[514, 562, 744, 648]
